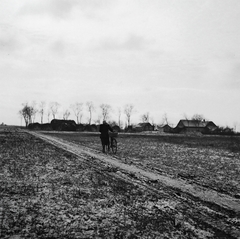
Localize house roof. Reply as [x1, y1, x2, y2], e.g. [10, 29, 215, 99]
[177, 120, 216, 128]
[137, 122, 152, 127]
[163, 124, 172, 128]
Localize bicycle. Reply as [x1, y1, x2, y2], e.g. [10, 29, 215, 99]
[109, 131, 118, 154]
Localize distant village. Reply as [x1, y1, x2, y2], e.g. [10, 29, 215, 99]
[16, 102, 237, 135]
[27, 118, 237, 136]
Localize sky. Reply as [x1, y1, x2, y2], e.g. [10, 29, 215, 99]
[0, 0, 240, 129]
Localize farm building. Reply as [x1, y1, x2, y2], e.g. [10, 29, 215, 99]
[51, 119, 77, 131]
[40, 123, 52, 131]
[133, 123, 154, 132]
[175, 120, 218, 134]
[28, 122, 41, 130]
[28, 123, 54, 131]
[157, 124, 173, 133]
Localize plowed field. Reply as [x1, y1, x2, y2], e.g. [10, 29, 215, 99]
[0, 128, 240, 238]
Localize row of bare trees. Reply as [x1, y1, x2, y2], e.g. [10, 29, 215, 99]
[19, 101, 137, 128]
[19, 101, 215, 130]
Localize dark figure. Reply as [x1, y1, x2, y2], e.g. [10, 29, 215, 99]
[99, 120, 113, 153]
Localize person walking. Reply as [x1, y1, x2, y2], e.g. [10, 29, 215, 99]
[99, 120, 113, 153]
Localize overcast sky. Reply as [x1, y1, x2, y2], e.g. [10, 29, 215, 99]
[1, 0, 240, 129]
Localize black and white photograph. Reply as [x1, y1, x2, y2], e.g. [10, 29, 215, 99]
[0, 0, 240, 238]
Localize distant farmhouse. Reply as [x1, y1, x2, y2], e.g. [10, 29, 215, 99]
[174, 119, 218, 134]
[157, 124, 172, 133]
[127, 120, 218, 134]
[124, 122, 154, 133]
[28, 119, 77, 131]
[134, 123, 154, 132]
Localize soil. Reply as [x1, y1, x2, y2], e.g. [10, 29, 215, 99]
[0, 127, 240, 238]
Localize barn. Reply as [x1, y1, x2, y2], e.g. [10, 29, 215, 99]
[175, 120, 218, 134]
[51, 119, 77, 131]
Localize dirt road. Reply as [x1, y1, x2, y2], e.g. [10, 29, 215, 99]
[28, 130, 240, 238]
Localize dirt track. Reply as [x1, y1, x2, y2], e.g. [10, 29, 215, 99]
[28, 130, 240, 238]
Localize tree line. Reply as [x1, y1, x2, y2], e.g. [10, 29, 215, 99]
[18, 101, 138, 128]
[19, 101, 233, 132]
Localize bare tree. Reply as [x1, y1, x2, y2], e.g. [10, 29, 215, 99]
[183, 113, 189, 120]
[192, 114, 205, 122]
[47, 109, 51, 123]
[141, 112, 149, 123]
[31, 101, 38, 123]
[162, 113, 169, 125]
[150, 117, 155, 128]
[70, 103, 83, 124]
[19, 109, 27, 127]
[124, 104, 134, 126]
[117, 107, 121, 127]
[86, 101, 94, 125]
[100, 104, 112, 121]
[19, 103, 35, 127]
[191, 114, 205, 127]
[63, 110, 71, 120]
[50, 102, 60, 119]
[233, 122, 238, 133]
[39, 101, 46, 124]
[94, 114, 103, 125]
